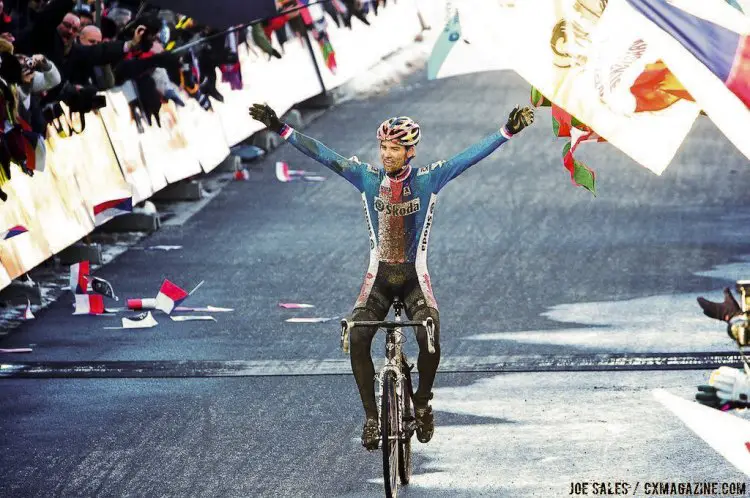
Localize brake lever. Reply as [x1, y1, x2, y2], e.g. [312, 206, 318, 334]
[340, 319, 351, 354]
[423, 317, 436, 354]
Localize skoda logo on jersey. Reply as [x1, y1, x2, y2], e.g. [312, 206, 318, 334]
[374, 197, 421, 217]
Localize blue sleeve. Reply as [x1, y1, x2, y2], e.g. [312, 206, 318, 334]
[281, 125, 365, 191]
[429, 128, 512, 192]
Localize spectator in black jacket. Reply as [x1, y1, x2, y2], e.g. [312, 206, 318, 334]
[15, 0, 80, 70]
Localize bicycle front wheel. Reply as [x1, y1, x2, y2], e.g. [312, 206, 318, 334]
[382, 371, 399, 498]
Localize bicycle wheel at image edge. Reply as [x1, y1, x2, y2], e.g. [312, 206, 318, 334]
[382, 371, 399, 498]
[398, 361, 413, 484]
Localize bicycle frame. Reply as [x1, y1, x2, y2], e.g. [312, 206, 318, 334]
[377, 300, 408, 447]
[340, 302, 435, 497]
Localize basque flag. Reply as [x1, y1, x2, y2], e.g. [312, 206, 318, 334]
[627, 0, 750, 108]
[155, 279, 189, 314]
[94, 197, 133, 226]
[70, 261, 90, 294]
[1, 225, 28, 240]
[73, 293, 105, 315]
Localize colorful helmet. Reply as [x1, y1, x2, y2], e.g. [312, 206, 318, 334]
[377, 116, 421, 147]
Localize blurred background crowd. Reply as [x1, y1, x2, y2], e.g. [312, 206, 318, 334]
[0, 0, 401, 201]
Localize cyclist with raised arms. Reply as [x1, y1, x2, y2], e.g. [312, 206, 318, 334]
[250, 102, 534, 450]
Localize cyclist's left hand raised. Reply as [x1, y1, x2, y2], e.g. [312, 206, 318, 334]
[505, 105, 534, 135]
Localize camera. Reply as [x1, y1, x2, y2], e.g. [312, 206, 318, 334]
[60, 82, 108, 114]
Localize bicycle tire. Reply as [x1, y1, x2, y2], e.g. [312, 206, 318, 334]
[398, 356, 413, 484]
[382, 371, 399, 498]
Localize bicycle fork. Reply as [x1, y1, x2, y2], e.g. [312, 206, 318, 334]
[376, 327, 407, 446]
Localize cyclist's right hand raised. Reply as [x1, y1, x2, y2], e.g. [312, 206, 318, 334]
[697, 288, 741, 322]
[249, 103, 283, 133]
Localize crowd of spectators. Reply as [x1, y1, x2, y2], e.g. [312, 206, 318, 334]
[0, 0, 399, 201]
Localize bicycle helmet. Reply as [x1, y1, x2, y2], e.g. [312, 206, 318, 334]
[377, 116, 421, 147]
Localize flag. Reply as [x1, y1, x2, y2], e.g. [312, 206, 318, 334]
[73, 293, 105, 315]
[625, 0, 750, 162]
[127, 298, 158, 310]
[70, 261, 90, 294]
[234, 169, 250, 181]
[316, 30, 337, 74]
[427, 9, 462, 80]
[629, 60, 695, 112]
[155, 279, 189, 314]
[430, 0, 701, 175]
[530, 87, 552, 108]
[725, 0, 745, 13]
[562, 127, 602, 196]
[548, 103, 603, 195]
[21, 130, 46, 172]
[24, 299, 34, 319]
[93, 197, 133, 226]
[89, 276, 118, 301]
[1, 225, 28, 240]
[275, 161, 310, 182]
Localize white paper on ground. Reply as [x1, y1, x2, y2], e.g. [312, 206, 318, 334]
[122, 311, 158, 329]
[170, 315, 216, 322]
[175, 305, 234, 312]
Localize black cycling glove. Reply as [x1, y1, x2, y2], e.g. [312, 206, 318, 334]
[697, 288, 742, 322]
[505, 105, 534, 135]
[249, 103, 284, 133]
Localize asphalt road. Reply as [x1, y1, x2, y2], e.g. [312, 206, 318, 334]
[2, 63, 750, 497]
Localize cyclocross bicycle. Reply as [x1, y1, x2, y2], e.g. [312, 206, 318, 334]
[340, 297, 436, 498]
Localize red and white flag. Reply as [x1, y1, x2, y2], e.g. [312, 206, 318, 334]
[275, 161, 310, 182]
[69, 261, 90, 295]
[234, 169, 250, 181]
[73, 294, 105, 315]
[155, 279, 189, 314]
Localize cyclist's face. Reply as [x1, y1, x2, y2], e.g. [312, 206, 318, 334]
[379, 141, 413, 173]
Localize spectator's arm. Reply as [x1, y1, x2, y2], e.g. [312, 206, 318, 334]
[30, 60, 61, 93]
[72, 41, 130, 66]
[115, 52, 178, 82]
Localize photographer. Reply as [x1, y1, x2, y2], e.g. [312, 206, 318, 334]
[16, 53, 61, 116]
